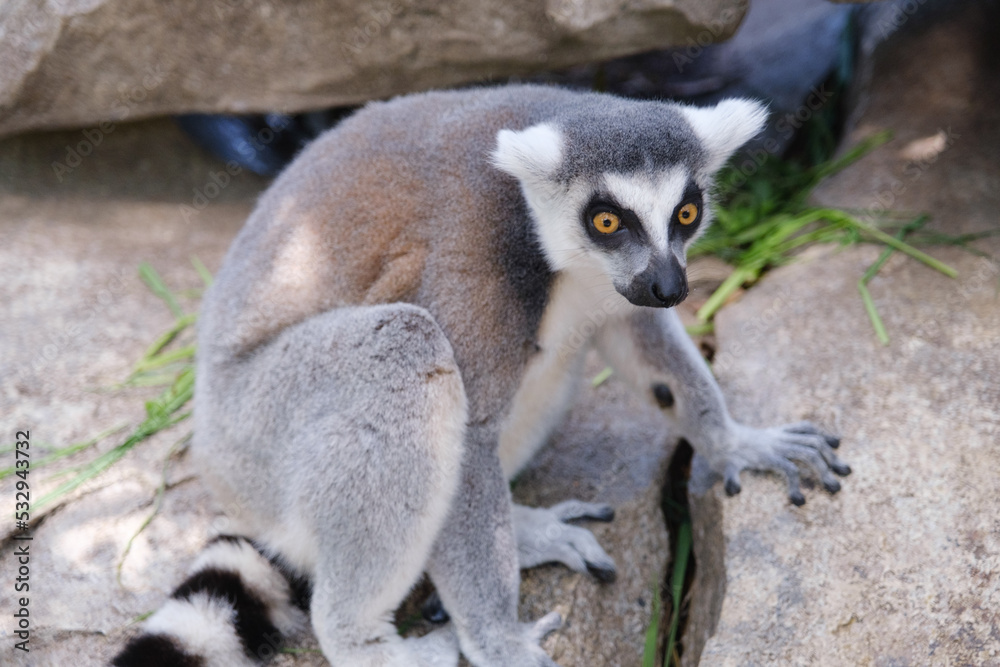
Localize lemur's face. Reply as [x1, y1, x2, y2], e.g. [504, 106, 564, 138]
[576, 168, 704, 308]
[493, 97, 767, 309]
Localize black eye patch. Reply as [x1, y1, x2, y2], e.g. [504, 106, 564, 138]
[581, 195, 645, 249]
[670, 182, 704, 242]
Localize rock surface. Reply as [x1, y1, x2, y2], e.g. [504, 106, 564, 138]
[0, 116, 676, 664]
[0, 0, 745, 137]
[685, 2, 1000, 665]
[515, 357, 674, 667]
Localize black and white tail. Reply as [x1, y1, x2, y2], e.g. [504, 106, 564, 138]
[113, 536, 310, 667]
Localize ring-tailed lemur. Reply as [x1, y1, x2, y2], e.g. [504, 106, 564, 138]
[113, 85, 849, 667]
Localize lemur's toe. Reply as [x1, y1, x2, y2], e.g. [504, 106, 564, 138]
[551, 500, 615, 523]
[586, 561, 617, 583]
[789, 491, 806, 506]
[823, 479, 842, 494]
[832, 462, 852, 476]
[590, 505, 615, 523]
[724, 476, 742, 496]
[524, 611, 563, 644]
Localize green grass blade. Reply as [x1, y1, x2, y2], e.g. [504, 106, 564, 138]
[685, 322, 715, 337]
[34, 369, 195, 512]
[591, 366, 614, 387]
[0, 424, 127, 481]
[858, 282, 890, 346]
[132, 344, 197, 374]
[855, 216, 929, 345]
[696, 264, 761, 322]
[824, 211, 958, 278]
[642, 582, 662, 667]
[190, 256, 214, 287]
[123, 371, 190, 388]
[139, 262, 184, 318]
[117, 433, 191, 587]
[806, 130, 892, 185]
[137, 313, 196, 363]
[665, 521, 693, 666]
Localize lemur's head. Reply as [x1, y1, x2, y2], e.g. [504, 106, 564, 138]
[492, 96, 767, 308]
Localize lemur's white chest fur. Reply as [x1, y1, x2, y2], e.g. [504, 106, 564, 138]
[499, 262, 634, 477]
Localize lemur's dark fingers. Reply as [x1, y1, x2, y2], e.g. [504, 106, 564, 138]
[523, 611, 563, 644]
[779, 433, 843, 466]
[780, 444, 842, 494]
[783, 435, 851, 477]
[566, 524, 617, 582]
[550, 499, 615, 523]
[780, 433, 851, 477]
[781, 421, 841, 448]
[768, 457, 805, 506]
[832, 461, 852, 476]
[586, 561, 618, 583]
[723, 465, 742, 496]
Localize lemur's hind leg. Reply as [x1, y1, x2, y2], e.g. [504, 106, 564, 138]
[281, 306, 467, 667]
[195, 304, 468, 666]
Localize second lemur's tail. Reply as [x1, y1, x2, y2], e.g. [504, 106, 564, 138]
[112, 536, 311, 667]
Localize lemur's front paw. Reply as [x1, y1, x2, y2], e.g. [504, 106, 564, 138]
[512, 502, 617, 582]
[696, 420, 851, 506]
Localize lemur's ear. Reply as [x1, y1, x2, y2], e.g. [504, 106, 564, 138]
[491, 123, 563, 182]
[680, 99, 769, 173]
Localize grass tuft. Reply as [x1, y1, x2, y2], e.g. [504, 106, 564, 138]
[665, 520, 692, 666]
[116, 432, 192, 587]
[690, 131, 961, 341]
[642, 581, 663, 667]
[32, 263, 200, 514]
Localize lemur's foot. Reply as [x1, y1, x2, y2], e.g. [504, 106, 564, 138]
[406, 625, 461, 667]
[419, 605, 562, 666]
[492, 612, 564, 667]
[512, 502, 617, 582]
[523, 610, 563, 644]
[692, 420, 851, 506]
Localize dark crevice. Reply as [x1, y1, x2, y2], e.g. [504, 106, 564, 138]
[658, 438, 727, 667]
[658, 438, 696, 666]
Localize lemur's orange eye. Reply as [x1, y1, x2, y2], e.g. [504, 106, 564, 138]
[677, 203, 698, 225]
[592, 211, 620, 234]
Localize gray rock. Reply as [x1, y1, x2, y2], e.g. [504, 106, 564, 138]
[0, 0, 745, 138]
[685, 2, 1000, 664]
[0, 119, 262, 665]
[515, 355, 674, 667]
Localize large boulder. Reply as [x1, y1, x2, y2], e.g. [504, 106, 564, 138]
[0, 0, 745, 137]
[683, 1, 1000, 664]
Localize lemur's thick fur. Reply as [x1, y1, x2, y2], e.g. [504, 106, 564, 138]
[114, 85, 848, 667]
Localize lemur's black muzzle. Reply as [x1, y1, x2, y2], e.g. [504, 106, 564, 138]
[621, 256, 689, 309]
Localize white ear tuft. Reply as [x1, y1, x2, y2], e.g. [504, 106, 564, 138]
[491, 123, 563, 182]
[681, 99, 769, 173]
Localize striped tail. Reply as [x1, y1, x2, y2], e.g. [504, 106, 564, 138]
[113, 536, 310, 667]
